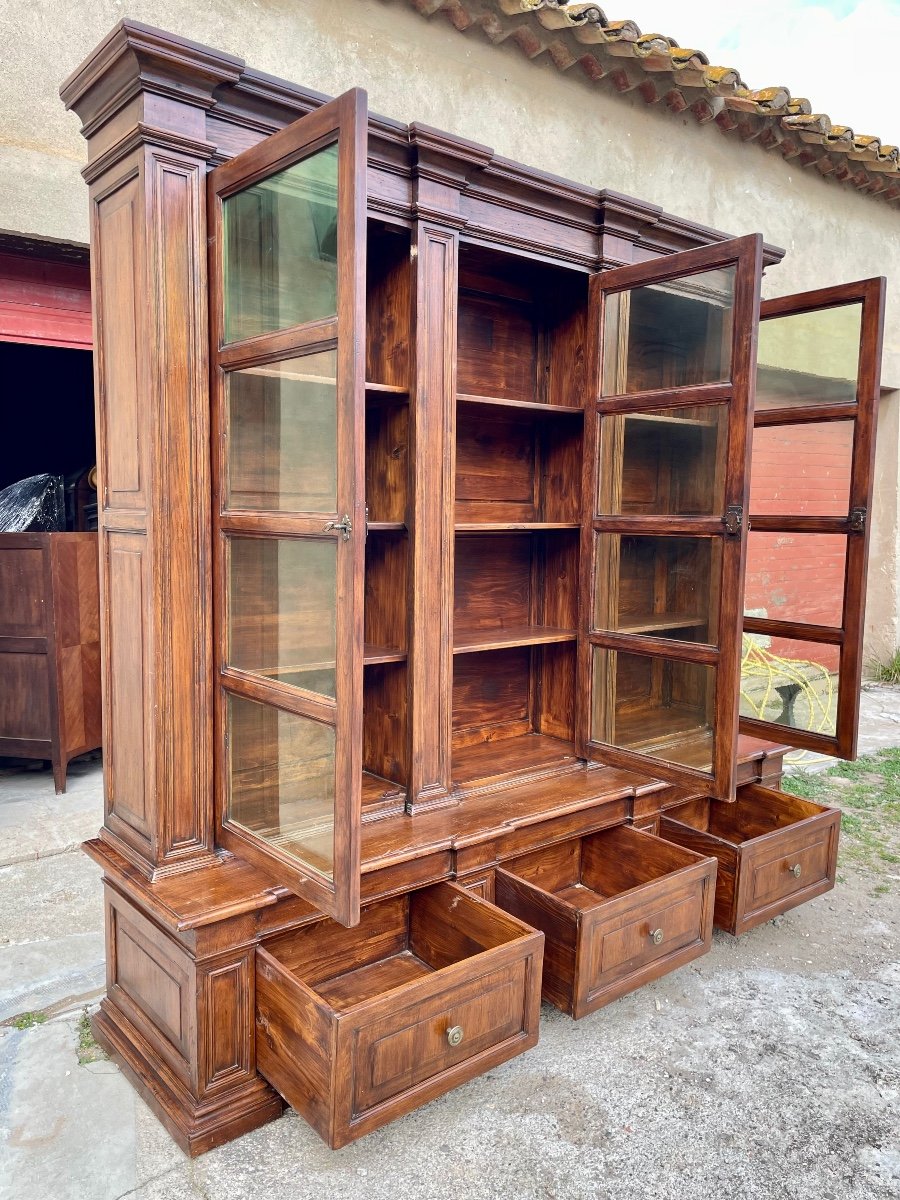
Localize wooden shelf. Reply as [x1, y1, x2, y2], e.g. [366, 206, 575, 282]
[366, 381, 408, 399]
[616, 613, 708, 634]
[453, 625, 576, 655]
[364, 644, 407, 665]
[367, 521, 406, 533]
[454, 522, 579, 533]
[451, 733, 578, 792]
[457, 393, 583, 417]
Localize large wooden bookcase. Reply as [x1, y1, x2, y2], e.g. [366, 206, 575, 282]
[62, 22, 885, 1154]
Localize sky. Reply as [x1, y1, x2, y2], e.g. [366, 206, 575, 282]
[619, 0, 900, 145]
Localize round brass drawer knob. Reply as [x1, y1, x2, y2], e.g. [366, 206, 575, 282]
[650, 928, 664, 946]
[446, 1025, 464, 1047]
[790, 863, 802, 878]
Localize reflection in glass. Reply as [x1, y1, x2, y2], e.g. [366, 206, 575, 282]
[744, 532, 846, 629]
[741, 633, 838, 737]
[591, 647, 715, 773]
[228, 536, 337, 699]
[227, 694, 335, 878]
[598, 405, 727, 516]
[602, 267, 735, 395]
[756, 303, 861, 408]
[227, 350, 337, 512]
[750, 420, 854, 517]
[594, 535, 720, 644]
[223, 143, 338, 343]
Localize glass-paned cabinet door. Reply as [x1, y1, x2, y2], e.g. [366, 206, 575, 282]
[208, 89, 367, 926]
[740, 277, 885, 759]
[581, 236, 764, 800]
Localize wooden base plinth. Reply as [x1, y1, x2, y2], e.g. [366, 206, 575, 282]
[92, 1001, 284, 1157]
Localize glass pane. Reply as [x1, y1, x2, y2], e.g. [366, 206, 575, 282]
[594, 535, 720, 644]
[227, 694, 335, 879]
[227, 350, 337, 512]
[228, 536, 337, 699]
[741, 633, 838, 737]
[750, 420, 853, 517]
[592, 647, 715, 772]
[744, 532, 846, 629]
[602, 267, 735, 395]
[598, 405, 727, 516]
[756, 302, 861, 409]
[223, 143, 338, 342]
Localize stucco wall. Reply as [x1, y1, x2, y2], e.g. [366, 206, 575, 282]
[0, 0, 897, 662]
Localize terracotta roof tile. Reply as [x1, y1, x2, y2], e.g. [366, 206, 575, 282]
[405, 0, 899, 204]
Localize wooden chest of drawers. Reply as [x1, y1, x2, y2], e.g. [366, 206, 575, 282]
[0, 532, 100, 791]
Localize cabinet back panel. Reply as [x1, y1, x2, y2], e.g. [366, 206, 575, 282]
[452, 647, 531, 743]
[455, 412, 535, 517]
[454, 536, 532, 634]
[457, 292, 537, 403]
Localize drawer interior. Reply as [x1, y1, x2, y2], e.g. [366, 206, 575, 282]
[261, 884, 532, 1012]
[667, 785, 831, 847]
[500, 823, 703, 907]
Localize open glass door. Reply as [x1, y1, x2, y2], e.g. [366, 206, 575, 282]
[580, 235, 763, 800]
[740, 277, 886, 759]
[208, 89, 367, 925]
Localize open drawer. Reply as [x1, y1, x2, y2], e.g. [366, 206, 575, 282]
[494, 824, 716, 1019]
[255, 882, 543, 1148]
[659, 784, 841, 936]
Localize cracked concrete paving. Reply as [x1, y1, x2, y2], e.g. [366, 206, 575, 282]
[0, 686, 898, 1200]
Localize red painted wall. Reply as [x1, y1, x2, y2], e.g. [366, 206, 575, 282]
[0, 252, 92, 349]
[746, 421, 851, 671]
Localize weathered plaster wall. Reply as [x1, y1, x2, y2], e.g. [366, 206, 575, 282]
[0, 0, 897, 661]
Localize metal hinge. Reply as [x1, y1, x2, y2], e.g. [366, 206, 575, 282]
[324, 514, 353, 541]
[722, 506, 744, 536]
[848, 507, 867, 533]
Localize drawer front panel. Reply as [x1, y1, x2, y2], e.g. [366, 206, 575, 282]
[353, 958, 527, 1115]
[746, 821, 836, 914]
[588, 882, 705, 995]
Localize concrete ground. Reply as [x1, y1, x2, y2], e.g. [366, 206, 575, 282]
[1, 687, 898, 1200]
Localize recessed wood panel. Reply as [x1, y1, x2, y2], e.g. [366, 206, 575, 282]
[0, 548, 45, 636]
[105, 532, 151, 841]
[97, 178, 143, 506]
[0, 652, 50, 739]
[202, 959, 251, 1091]
[115, 920, 185, 1054]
